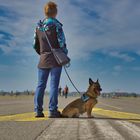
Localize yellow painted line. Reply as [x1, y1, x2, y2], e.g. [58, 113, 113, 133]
[0, 111, 49, 122]
[0, 108, 140, 123]
[99, 102, 122, 110]
[0, 109, 63, 122]
[93, 108, 140, 123]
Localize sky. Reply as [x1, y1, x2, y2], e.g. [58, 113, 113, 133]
[0, 0, 140, 93]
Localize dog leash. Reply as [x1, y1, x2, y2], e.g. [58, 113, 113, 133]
[64, 65, 91, 102]
[64, 65, 81, 94]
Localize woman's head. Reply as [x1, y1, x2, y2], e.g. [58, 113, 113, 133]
[44, 1, 57, 18]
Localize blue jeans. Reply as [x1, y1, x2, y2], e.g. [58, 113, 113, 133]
[34, 66, 62, 114]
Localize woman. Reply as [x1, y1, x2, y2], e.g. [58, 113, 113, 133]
[33, 1, 68, 118]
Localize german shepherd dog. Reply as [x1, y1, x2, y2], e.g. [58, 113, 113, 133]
[62, 78, 102, 118]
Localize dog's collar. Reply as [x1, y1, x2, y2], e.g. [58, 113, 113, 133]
[81, 90, 98, 102]
[81, 93, 90, 102]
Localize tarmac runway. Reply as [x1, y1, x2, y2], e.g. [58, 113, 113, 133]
[0, 95, 140, 140]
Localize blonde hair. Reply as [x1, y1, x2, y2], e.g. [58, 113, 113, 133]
[44, 1, 57, 18]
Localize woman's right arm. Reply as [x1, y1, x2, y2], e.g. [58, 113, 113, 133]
[33, 28, 40, 55]
[56, 24, 68, 55]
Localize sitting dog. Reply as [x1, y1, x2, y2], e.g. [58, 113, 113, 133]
[62, 78, 102, 118]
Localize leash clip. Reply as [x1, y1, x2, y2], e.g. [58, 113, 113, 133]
[64, 62, 71, 68]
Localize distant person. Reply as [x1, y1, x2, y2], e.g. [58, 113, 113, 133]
[58, 86, 62, 96]
[62, 90, 65, 97]
[33, 1, 68, 118]
[64, 85, 69, 98]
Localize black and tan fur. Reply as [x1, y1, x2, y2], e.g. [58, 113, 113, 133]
[62, 78, 102, 118]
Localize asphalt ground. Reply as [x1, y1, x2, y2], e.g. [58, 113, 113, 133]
[0, 95, 140, 140]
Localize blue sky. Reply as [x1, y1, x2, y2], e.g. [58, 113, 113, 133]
[0, 0, 140, 93]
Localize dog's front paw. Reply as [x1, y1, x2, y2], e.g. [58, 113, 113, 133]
[87, 115, 94, 118]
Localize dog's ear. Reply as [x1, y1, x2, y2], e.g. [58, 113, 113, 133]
[89, 78, 94, 85]
[96, 79, 99, 83]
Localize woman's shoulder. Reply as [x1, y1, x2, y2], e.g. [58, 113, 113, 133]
[36, 18, 63, 31]
[53, 18, 63, 27]
[46, 18, 63, 29]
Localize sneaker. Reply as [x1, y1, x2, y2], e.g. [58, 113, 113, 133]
[35, 112, 45, 118]
[48, 110, 62, 118]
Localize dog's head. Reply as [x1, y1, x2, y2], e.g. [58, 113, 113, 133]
[86, 78, 102, 98]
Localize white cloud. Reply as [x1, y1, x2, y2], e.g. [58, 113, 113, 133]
[108, 51, 135, 62]
[61, 0, 140, 60]
[102, 50, 135, 62]
[0, 0, 44, 55]
[0, 0, 140, 59]
[0, 0, 140, 92]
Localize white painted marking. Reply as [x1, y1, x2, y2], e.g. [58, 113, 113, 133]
[93, 120, 125, 140]
[78, 120, 94, 140]
[36, 119, 140, 140]
[36, 119, 78, 140]
[117, 121, 140, 140]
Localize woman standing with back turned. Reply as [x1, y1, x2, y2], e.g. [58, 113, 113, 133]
[33, 1, 68, 118]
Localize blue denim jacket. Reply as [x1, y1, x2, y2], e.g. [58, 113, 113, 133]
[33, 18, 68, 54]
